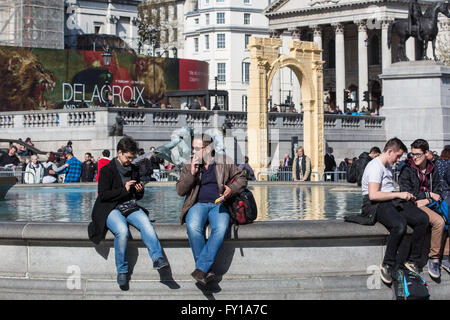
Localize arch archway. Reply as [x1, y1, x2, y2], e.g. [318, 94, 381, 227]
[247, 37, 324, 180]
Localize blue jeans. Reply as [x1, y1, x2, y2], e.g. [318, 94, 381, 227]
[186, 202, 230, 273]
[106, 208, 163, 274]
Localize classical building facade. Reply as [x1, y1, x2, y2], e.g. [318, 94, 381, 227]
[264, 0, 450, 113]
[184, 0, 303, 111]
[64, 0, 187, 57]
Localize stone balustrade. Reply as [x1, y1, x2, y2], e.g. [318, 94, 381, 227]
[0, 107, 386, 162]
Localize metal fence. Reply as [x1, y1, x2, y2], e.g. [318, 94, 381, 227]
[0, 168, 35, 184]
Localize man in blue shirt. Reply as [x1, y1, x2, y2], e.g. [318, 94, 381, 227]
[62, 152, 82, 183]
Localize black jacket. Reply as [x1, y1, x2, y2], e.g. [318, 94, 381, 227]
[88, 160, 144, 244]
[324, 153, 336, 172]
[398, 161, 442, 200]
[356, 152, 372, 186]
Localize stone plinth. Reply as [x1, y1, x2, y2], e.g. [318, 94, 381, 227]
[379, 61, 450, 151]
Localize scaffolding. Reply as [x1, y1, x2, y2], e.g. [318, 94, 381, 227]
[0, 0, 64, 49]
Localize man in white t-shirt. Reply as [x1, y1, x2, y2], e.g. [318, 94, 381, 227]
[360, 137, 429, 285]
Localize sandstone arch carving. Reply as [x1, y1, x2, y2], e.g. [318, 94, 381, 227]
[247, 37, 324, 181]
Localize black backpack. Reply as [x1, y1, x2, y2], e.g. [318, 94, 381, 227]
[225, 188, 257, 225]
[393, 267, 430, 300]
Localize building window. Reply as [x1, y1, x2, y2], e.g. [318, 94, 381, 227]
[245, 34, 251, 49]
[173, 28, 178, 42]
[217, 63, 226, 82]
[217, 0, 224, 3]
[195, 18, 199, 24]
[205, 34, 210, 50]
[244, 13, 250, 25]
[194, 38, 199, 52]
[244, 0, 250, 4]
[173, 4, 177, 18]
[242, 62, 250, 83]
[205, 0, 209, 4]
[206, 13, 210, 25]
[217, 33, 225, 49]
[216, 12, 225, 24]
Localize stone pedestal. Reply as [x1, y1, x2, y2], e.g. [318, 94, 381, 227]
[379, 61, 450, 152]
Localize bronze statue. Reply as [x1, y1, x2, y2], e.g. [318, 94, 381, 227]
[388, 1, 449, 61]
[109, 114, 126, 136]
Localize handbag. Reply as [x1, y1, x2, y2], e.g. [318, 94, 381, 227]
[427, 200, 449, 230]
[116, 199, 140, 217]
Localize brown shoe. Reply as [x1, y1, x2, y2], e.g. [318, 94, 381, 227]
[206, 271, 216, 283]
[191, 269, 207, 286]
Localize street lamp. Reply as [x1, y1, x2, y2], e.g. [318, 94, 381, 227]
[364, 38, 371, 112]
[101, 46, 113, 66]
[150, 28, 158, 105]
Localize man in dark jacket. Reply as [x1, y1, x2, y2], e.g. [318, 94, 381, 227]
[355, 147, 381, 186]
[324, 147, 337, 181]
[176, 133, 246, 285]
[88, 136, 168, 288]
[398, 139, 444, 279]
[81, 153, 96, 182]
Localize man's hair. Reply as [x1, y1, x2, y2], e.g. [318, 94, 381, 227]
[193, 133, 213, 148]
[369, 146, 381, 154]
[383, 137, 407, 153]
[10, 145, 17, 151]
[439, 148, 450, 160]
[244, 156, 249, 163]
[85, 152, 92, 158]
[102, 149, 110, 157]
[410, 139, 429, 153]
[296, 146, 304, 152]
[117, 136, 139, 154]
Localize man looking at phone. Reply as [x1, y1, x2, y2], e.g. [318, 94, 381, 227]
[176, 133, 246, 285]
[361, 137, 429, 285]
[88, 136, 168, 288]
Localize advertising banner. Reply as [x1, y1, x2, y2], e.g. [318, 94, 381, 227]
[0, 45, 209, 111]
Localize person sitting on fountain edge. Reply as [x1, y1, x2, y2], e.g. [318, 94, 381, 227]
[360, 137, 429, 285]
[176, 133, 247, 286]
[88, 136, 168, 288]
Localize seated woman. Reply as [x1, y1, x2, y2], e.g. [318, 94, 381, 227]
[88, 136, 168, 289]
[42, 152, 68, 184]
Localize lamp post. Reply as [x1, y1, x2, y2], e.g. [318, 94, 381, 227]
[150, 28, 158, 105]
[364, 38, 371, 112]
[101, 46, 113, 66]
[214, 76, 219, 110]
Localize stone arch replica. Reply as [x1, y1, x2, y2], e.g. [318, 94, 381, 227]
[247, 36, 325, 181]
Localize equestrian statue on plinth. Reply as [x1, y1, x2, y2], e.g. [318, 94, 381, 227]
[388, 0, 449, 61]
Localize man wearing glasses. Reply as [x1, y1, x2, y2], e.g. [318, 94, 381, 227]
[360, 137, 429, 285]
[88, 136, 168, 289]
[176, 133, 247, 285]
[398, 139, 444, 279]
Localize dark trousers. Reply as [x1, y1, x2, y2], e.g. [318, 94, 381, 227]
[376, 200, 429, 267]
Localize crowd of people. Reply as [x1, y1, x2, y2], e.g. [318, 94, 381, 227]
[0, 140, 176, 184]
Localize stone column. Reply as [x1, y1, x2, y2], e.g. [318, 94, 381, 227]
[312, 25, 323, 59]
[381, 19, 392, 71]
[332, 23, 346, 110]
[356, 20, 369, 111]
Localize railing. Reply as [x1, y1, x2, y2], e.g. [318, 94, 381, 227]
[0, 108, 385, 133]
[0, 169, 35, 184]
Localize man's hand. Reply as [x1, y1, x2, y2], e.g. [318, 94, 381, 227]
[134, 182, 144, 193]
[191, 155, 200, 176]
[215, 185, 232, 204]
[430, 192, 441, 202]
[399, 191, 415, 201]
[415, 199, 430, 208]
[125, 180, 136, 192]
